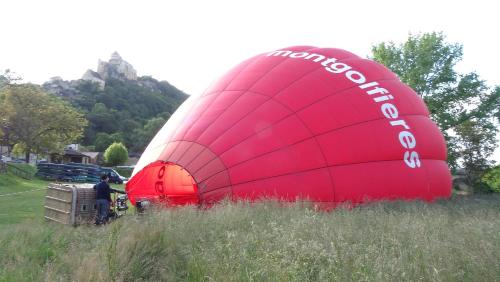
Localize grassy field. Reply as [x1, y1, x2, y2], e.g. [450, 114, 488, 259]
[1, 170, 499, 281]
[0, 166, 125, 225]
[0, 165, 48, 225]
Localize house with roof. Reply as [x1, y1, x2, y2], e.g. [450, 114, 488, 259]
[48, 149, 102, 165]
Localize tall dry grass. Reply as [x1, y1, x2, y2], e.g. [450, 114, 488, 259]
[1, 194, 499, 281]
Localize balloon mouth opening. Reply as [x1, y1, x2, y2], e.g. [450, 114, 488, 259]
[126, 161, 200, 206]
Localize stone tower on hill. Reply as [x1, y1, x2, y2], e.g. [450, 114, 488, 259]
[97, 52, 137, 80]
[81, 52, 137, 88]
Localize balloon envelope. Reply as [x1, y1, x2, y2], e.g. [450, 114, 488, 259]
[126, 46, 451, 207]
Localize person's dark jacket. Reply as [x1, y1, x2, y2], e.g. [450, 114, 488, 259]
[94, 181, 125, 201]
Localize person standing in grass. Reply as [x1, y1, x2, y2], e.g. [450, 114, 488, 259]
[94, 174, 125, 225]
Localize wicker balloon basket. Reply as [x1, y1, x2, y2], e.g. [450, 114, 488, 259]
[44, 183, 97, 225]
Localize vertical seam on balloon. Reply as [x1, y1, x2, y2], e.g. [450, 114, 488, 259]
[168, 141, 231, 195]
[294, 117, 336, 201]
[149, 96, 206, 157]
[174, 141, 201, 166]
[173, 93, 249, 159]
[166, 94, 226, 165]
[173, 95, 220, 142]
[423, 159, 432, 200]
[264, 94, 337, 203]
[169, 141, 193, 163]
[162, 141, 181, 161]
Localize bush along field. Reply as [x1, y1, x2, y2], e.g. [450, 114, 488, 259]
[0, 195, 499, 281]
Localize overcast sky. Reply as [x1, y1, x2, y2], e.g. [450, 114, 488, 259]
[1, 0, 499, 161]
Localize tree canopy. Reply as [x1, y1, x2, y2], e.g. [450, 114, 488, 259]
[372, 32, 499, 185]
[0, 84, 87, 162]
[104, 142, 128, 166]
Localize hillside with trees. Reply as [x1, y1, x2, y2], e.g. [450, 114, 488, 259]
[70, 77, 186, 153]
[42, 52, 188, 154]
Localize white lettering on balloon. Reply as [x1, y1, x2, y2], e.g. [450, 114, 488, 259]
[267, 49, 422, 168]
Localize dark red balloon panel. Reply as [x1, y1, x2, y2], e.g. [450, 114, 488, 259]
[126, 46, 452, 206]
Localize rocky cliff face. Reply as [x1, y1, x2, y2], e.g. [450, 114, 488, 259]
[81, 70, 105, 89]
[43, 76, 80, 98]
[96, 52, 137, 81]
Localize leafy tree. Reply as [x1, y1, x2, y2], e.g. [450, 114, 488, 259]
[372, 32, 500, 172]
[11, 143, 26, 158]
[104, 142, 128, 166]
[0, 84, 87, 162]
[142, 116, 167, 140]
[0, 70, 21, 152]
[87, 103, 119, 134]
[0, 69, 21, 89]
[482, 166, 500, 193]
[94, 132, 124, 152]
[453, 119, 497, 185]
[121, 118, 142, 147]
[131, 116, 167, 152]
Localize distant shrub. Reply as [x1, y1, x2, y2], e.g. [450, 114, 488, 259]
[483, 165, 500, 193]
[104, 142, 128, 166]
[95, 132, 124, 152]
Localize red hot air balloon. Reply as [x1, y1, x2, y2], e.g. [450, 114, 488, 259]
[125, 46, 452, 207]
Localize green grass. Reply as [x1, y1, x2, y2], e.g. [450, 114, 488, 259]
[6, 163, 38, 176]
[0, 169, 48, 225]
[0, 168, 125, 225]
[0, 193, 499, 281]
[1, 169, 499, 281]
